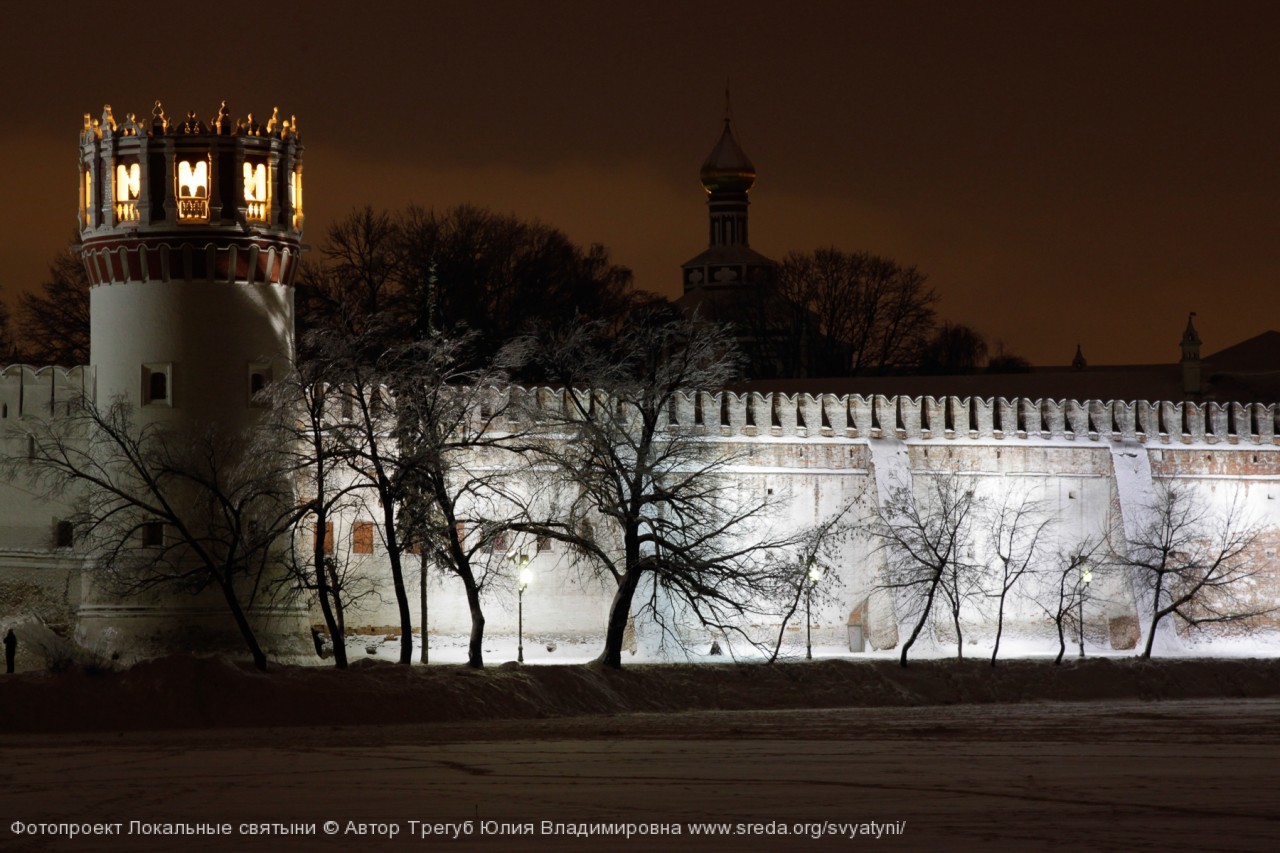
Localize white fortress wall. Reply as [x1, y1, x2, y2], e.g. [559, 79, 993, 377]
[4, 379, 1280, 655]
[330, 391, 1280, 655]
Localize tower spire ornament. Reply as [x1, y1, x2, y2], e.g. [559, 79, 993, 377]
[679, 93, 776, 297]
[1180, 311, 1202, 395]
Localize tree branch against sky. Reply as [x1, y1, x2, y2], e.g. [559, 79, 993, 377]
[777, 249, 938, 376]
[14, 248, 91, 367]
[524, 310, 795, 667]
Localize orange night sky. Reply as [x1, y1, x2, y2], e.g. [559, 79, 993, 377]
[2, 0, 1279, 366]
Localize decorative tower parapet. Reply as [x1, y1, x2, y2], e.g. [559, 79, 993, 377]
[79, 101, 304, 432]
[78, 101, 304, 288]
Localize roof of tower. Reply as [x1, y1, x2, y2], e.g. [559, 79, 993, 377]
[1182, 312, 1201, 346]
[700, 118, 757, 194]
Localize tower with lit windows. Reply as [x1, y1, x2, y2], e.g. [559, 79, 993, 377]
[78, 101, 303, 427]
[74, 101, 308, 655]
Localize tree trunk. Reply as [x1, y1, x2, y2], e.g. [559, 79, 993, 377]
[899, 574, 940, 668]
[991, 591, 1007, 667]
[1142, 575, 1165, 659]
[419, 553, 429, 665]
[312, 534, 346, 668]
[316, 583, 347, 669]
[380, 498, 414, 664]
[330, 564, 348, 668]
[1054, 614, 1066, 665]
[953, 606, 964, 660]
[462, 573, 485, 668]
[218, 574, 267, 672]
[768, 582, 806, 664]
[600, 570, 642, 669]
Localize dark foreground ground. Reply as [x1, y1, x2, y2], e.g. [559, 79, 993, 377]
[1, 658, 1279, 851]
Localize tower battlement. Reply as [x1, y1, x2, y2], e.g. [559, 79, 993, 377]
[78, 101, 304, 288]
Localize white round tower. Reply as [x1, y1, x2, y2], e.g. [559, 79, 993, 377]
[75, 101, 308, 658]
[80, 101, 302, 427]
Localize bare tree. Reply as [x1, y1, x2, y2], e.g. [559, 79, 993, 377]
[777, 248, 938, 376]
[391, 332, 531, 668]
[306, 322, 420, 665]
[14, 248, 91, 367]
[986, 489, 1053, 665]
[869, 473, 984, 666]
[918, 322, 989, 375]
[1118, 482, 1266, 658]
[524, 310, 791, 668]
[1036, 535, 1107, 665]
[764, 497, 858, 663]
[260, 357, 375, 669]
[2, 398, 296, 671]
[297, 204, 640, 372]
[398, 204, 637, 361]
[0, 285, 15, 362]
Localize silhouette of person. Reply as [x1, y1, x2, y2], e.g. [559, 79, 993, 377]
[4, 629, 15, 674]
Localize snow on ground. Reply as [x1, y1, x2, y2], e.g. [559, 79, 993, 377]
[362, 627, 1280, 666]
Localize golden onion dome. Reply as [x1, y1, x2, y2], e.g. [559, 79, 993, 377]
[700, 119, 756, 194]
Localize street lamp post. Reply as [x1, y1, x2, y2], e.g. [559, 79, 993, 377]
[805, 558, 822, 660]
[1078, 563, 1092, 658]
[514, 551, 531, 663]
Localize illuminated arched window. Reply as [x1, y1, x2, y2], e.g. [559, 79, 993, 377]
[243, 161, 268, 222]
[83, 168, 94, 228]
[176, 157, 210, 221]
[115, 162, 140, 221]
[291, 168, 303, 229]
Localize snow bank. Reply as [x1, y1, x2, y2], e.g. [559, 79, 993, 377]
[3, 655, 1280, 734]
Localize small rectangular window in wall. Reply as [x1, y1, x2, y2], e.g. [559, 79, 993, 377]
[247, 362, 273, 407]
[314, 521, 334, 555]
[141, 363, 173, 407]
[54, 520, 74, 549]
[536, 535, 553, 552]
[140, 521, 165, 548]
[352, 521, 375, 554]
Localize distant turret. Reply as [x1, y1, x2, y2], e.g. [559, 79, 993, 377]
[680, 91, 775, 295]
[1180, 312, 1202, 396]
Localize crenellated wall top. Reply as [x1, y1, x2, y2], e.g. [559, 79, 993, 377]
[4, 369, 1277, 448]
[501, 386, 1280, 447]
[0, 364, 93, 420]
